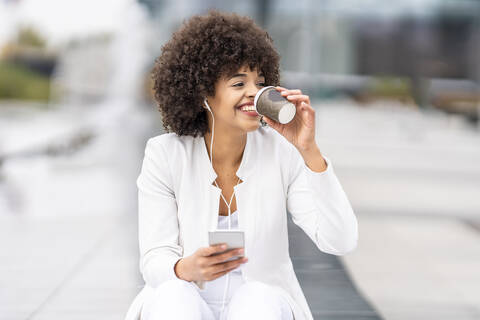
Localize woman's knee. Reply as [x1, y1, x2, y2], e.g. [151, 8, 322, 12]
[141, 278, 203, 320]
[153, 278, 197, 298]
[231, 281, 278, 300]
[227, 281, 293, 319]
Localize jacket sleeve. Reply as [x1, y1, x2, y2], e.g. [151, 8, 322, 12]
[286, 144, 358, 255]
[136, 138, 183, 288]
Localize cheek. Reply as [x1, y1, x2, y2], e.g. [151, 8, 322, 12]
[212, 88, 243, 117]
[222, 92, 242, 113]
[214, 102, 236, 120]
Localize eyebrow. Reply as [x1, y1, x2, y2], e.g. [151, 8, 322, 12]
[229, 73, 265, 79]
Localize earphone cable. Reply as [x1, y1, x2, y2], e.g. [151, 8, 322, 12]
[204, 99, 241, 319]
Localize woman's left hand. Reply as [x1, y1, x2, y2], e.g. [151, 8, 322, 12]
[261, 86, 316, 152]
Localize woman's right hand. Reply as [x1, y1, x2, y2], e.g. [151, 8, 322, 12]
[174, 243, 248, 282]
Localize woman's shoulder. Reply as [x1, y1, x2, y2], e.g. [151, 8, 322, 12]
[146, 132, 195, 152]
[146, 128, 292, 157]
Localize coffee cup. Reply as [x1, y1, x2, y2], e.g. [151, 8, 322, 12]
[254, 86, 296, 124]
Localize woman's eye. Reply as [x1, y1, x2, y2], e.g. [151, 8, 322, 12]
[233, 82, 266, 87]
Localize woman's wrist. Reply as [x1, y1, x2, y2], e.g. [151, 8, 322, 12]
[174, 258, 191, 281]
[174, 258, 185, 280]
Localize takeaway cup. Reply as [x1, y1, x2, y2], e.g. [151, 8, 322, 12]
[254, 86, 296, 124]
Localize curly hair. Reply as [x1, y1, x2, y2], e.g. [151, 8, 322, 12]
[151, 9, 281, 137]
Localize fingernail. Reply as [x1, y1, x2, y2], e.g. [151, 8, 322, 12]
[222, 244, 227, 249]
[281, 91, 287, 95]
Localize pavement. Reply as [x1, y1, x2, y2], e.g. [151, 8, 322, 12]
[1, 100, 479, 319]
[342, 214, 480, 320]
[315, 100, 480, 320]
[0, 215, 140, 320]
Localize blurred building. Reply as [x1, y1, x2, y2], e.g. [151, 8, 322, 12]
[137, 0, 479, 121]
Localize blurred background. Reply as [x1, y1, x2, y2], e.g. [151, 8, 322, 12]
[0, 0, 479, 319]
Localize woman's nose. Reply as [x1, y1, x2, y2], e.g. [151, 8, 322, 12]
[246, 82, 259, 98]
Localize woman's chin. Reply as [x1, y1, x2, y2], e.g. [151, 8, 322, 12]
[246, 120, 262, 131]
[234, 114, 262, 132]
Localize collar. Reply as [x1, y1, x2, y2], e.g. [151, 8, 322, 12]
[197, 130, 254, 185]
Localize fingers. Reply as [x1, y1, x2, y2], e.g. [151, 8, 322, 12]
[274, 87, 310, 104]
[211, 262, 243, 279]
[208, 256, 248, 277]
[275, 87, 311, 106]
[204, 243, 227, 257]
[285, 95, 312, 112]
[281, 90, 302, 96]
[211, 247, 244, 265]
[274, 86, 303, 96]
[285, 94, 310, 104]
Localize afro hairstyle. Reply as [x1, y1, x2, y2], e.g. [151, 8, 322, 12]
[151, 9, 281, 137]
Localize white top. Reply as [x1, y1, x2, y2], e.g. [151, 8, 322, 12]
[198, 210, 245, 305]
[215, 210, 242, 275]
[217, 210, 239, 229]
[133, 126, 358, 320]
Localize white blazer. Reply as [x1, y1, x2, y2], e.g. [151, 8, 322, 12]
[125, 126, 358, 320]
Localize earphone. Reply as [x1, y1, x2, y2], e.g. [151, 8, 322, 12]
[203, 98, 239, 319]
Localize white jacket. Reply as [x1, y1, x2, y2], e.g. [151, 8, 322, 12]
[125, 126, 358, 320]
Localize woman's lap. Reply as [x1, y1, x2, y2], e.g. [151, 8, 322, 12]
[141, 278, 293, 320]
[225, 281, 293, 320]
[141, 278, 215, 320]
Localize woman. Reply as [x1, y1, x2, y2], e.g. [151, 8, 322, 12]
[125, 9, 358, 320]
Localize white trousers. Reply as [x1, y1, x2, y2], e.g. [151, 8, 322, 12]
[141, 278, 294, 320]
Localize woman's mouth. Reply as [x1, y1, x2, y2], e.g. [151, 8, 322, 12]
[237, 104, 259, 117]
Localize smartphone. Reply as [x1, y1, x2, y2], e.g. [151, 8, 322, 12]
[208, 230, 245, 262]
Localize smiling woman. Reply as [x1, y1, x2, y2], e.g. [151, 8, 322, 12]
[128, 8, 358, 320]
[150, 9, 280, 137]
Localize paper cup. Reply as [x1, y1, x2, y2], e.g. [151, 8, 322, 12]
[254, 86, 296, 124]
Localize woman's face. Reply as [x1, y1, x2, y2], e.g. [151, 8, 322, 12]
[205, 65, 266, 133]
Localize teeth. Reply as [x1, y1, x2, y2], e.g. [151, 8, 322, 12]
[240, 106, 256, 111]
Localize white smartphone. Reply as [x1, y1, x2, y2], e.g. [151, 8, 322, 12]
[208, 230, 245, 262]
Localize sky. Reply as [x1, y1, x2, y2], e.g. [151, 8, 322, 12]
[0, 0, 134, 48]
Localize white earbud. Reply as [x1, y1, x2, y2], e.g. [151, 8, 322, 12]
[203, 98, 211, 111]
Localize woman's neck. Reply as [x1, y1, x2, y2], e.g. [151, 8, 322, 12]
[203, 129, 246, 170]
